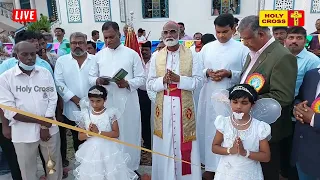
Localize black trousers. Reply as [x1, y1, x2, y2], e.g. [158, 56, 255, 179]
[60, 115, 83, 161]
[0, 123, 22, 180]
[138, 89, 152, 149]
[261, 139, 299, 180]
[280, 121, 299, 180]
[261, 142, 281, 180]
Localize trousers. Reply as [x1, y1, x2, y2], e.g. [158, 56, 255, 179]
[13, 133, 63, 180]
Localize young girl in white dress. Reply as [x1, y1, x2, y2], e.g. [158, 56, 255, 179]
[212, 84, 271, 180]
[73, 85, 138, 180]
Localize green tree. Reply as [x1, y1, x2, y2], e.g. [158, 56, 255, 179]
[26, 14, 51, 32]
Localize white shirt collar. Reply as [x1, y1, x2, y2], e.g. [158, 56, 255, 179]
[68, 52, 93, 61]
[106, 44, 123, 51]
[250, 37, 275, 57]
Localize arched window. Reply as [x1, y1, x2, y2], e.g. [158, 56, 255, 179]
[212, 0, 240, 16]
[142, 0, 169, 19]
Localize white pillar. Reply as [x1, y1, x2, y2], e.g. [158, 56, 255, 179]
[14, 0, 21, 9]
[30, 0, 36, 9]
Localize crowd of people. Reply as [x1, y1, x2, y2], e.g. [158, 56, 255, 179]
[0, 13, 319, 180]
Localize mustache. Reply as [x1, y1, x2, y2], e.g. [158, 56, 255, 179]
[289, 43, 298, 46]
[165, 38, 175, 42]
[75, 47, 83, 51]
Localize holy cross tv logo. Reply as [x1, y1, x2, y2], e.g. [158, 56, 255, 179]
[16, 85, 64, 93]
[259, 10, 305, 27]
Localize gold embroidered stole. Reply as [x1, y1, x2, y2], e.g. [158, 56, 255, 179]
[154, 45, 196, 143]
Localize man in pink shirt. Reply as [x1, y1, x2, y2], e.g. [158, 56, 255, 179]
[238, 15, 297, 180]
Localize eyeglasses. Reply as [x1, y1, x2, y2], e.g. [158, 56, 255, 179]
[70, 41, 85, 45]
[162, 30, 178, 35]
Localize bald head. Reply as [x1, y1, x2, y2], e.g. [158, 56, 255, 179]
[14, 41, 36, 54]
[14, 41, 37, 68]
[163, 21, 179, 31]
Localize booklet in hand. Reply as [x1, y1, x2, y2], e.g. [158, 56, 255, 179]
[100, 68, 128, 82]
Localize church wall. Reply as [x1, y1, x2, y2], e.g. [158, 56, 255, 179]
[125, 0, 259, 40]
[53, 0, 121, 40]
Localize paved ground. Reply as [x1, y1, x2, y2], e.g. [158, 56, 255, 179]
[0, 165, 152, 180]
[0, 129, 289, 180]
[0, 130, 153, 180]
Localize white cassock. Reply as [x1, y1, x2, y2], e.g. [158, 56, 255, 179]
[197, 39, 249, 170]
[147, 47, 203, 180]
[89, 44, 146, 171]
[189, 45, 203, 112]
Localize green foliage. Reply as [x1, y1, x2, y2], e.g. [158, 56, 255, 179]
[26, 14, 51, 32]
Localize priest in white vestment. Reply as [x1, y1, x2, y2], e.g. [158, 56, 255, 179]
[147, 21, 202, 180]
[197, 14, 249, 180]
[88, 21, 145, 172]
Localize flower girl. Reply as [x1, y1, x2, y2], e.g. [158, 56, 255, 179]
[73, 85, 138, 180]
[212, 84, 272, 180]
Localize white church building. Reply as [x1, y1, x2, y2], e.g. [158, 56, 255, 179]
[0, 0, 319, 39]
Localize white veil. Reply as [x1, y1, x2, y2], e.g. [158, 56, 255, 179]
[211, 89, 281, 125]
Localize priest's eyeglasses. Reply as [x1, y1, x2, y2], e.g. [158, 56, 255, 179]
[162, 30, 178, 35]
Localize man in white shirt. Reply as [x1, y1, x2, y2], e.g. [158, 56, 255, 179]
[89, 21, 145, 175]
[198, 14, 249, 180]
[139, 41, 152, 150]
[137, 28, 147, 42]
[54, 32, 96, 167]
[0, 41, 62, 180]
[90, 30, 101, 43]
